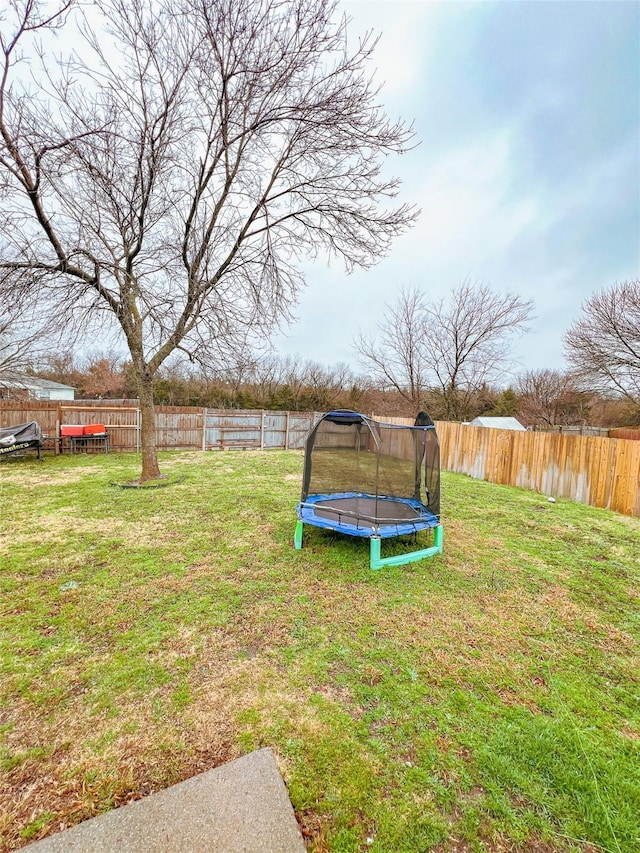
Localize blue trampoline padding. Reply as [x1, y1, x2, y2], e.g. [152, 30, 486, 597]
[297, 492, 439, 538]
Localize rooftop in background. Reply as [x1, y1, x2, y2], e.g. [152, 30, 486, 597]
[470, 416, 526, 431]
[0, 371, 75, 401]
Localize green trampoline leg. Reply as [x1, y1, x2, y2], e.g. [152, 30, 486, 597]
[370, 536, 382, 568]
[370, 525, 444, 570]
[294, 519, 304, 550]
[433, 524, 443, 552]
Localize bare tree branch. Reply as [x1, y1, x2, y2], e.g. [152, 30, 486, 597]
[564, 280, 640, 406]
[355, 281, 533, 419]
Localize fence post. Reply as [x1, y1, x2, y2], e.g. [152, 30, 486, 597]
[55, 405, 61, 454]
[285, 411, 290, 450]
[202, 408, 207, 451]
[260, 410, 265, 450]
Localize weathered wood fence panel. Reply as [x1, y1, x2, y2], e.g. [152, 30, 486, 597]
[609, 428, 640, 441]
[59, 405, 140, 452]
[434, 421, 640, 518]
[202, 410, 321, 450]
[0, 400, 59, 437]
[287, 413, 319, 449]
[263, 411, 287, 449]
[372, 415, 640, 516]
[204, 409, 263, 450]
[0, 402, 320, 452]
[155, 406, 203, 450]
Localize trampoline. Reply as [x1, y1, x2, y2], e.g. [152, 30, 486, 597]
[295, 410, 443, 569]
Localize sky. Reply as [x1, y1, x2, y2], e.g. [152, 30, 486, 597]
[272, 0, 640, 379]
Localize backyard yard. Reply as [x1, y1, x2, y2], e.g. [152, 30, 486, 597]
[0, 450, 638, 852]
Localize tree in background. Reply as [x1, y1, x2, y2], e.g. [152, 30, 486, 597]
[208, 354, 363, 411]
[302, 360, 357, 411]
[37, 353, 85, 392]
[355, 282, 533, 420]
[0, 312, 40, 376]
[354, 287, 429, 410]
[424, 283, 532, 420]
[39, 352, 128, 398]
[564, 281, 640, 418]
[484, 387, 519, 418]
[516, 369, 591, 427]
[588, 395, 640, 429]
[0, 0, 417, 480]
[0, 300, 66, 378]
[77, 350, 367, 411]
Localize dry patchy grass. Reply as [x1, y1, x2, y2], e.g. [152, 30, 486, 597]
[1, 450, 639, 852]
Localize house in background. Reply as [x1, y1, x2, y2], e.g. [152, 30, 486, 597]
[469, 416, 526, 431]
[0, 371, 75, 401]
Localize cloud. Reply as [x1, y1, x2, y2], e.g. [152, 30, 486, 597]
[342, 0, 436, 97]
[414, 129, 540, 280]
[271, 0, 640, 378]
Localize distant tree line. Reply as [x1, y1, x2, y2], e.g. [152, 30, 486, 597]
[4, 278, 638, 427]
[29, 349, 638, 429]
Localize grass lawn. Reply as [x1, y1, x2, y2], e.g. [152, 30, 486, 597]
[0, 450, 638, 852]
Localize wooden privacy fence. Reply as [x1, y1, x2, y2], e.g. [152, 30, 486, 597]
[435, 421, 640, 518]
[2, 402, 639, 517]
[0, 401, 320, 453]
[372, 415, 640, 518]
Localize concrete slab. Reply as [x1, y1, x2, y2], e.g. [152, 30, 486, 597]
[24, 748, 305, 853]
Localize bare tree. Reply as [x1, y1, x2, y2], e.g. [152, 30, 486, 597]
[424, 282, 533, 419]
[0, 311, 39, 374]
[304, 359, 356, 409]
[234, 350, 360, 410]
[0, 296, 69, 379]
[564, 280, 640, 406]
[354, 287, 429, 408]
[516, 369, 590, 427]
[0, 0, 417, 480]
[247, 354, 287, 408]
[355, 282, 533, 420]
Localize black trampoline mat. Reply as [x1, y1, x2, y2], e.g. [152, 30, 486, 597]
[312, 496, 421, 528]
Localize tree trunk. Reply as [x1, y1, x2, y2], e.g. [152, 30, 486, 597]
[137, 369, 163, 482]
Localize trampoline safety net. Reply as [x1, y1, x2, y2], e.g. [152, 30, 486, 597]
[301, 411, 440, 521]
